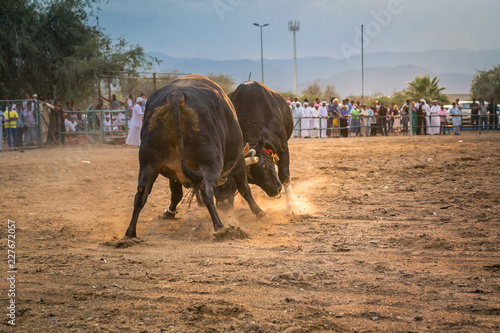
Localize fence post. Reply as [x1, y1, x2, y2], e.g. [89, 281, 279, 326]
[100, 110, 104, 144]
[36, 101, 42, 148]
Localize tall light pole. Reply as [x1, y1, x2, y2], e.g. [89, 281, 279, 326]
[253, 23, 269, 83]
[288, 21, 300, 97]
[361, 24, 364, 105]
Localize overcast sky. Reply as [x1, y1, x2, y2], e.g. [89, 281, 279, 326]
[96, 0, 500, 60]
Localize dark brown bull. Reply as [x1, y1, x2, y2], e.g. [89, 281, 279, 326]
[124, 75, 263, 239]
[215, 81, 299, 212]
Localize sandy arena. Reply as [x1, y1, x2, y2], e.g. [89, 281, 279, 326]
[1, 132, 499, 332]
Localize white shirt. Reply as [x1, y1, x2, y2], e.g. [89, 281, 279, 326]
[318, 105, 328, 117]
[126, 99, 133, 111]
[422, 103, 431, 115]
[303, 106, 314, 117]
[65, 118, 76, 132]
[116, 112, 126, 125]
[129, 103, 144, 128]
[103, 118, 112, 131]
[429, 105, 441, 115]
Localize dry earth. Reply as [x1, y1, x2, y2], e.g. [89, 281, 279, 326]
[0, 132, 499, 332]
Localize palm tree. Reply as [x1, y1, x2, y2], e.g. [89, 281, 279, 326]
[407, 75, 448, 103]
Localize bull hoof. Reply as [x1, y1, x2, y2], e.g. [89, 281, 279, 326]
[161, 211, 176, 220]
[213, 223, 225, 232]
[115, 236, 142, 248]
[214, 225, 250, 241]
[256, 211, 265, 219]
[287, 201, 301, 214]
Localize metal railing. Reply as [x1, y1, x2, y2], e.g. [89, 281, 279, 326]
[59, 109, 129, 144]
[0, 99, 131, 149]
[0, 99, 42, 150]
[291, 113, 499, 137]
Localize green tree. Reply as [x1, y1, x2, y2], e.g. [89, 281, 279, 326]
[207, 73, 235, 94]
[278, 91, 295, 100]
[470, 65, 500, 100]
[0, 0, 156, 102]
[407, 75, 449, 104]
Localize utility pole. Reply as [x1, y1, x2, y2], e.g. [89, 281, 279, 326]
[361, 24, 364, 105]
[253, 23, 269, 83]
[289, 21, 300, 97]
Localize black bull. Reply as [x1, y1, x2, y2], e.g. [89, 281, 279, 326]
[214, 81, 299, 211]
[124, 75, 263, 238]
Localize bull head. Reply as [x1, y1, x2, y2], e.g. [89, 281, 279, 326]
[246, 136, 282, 197]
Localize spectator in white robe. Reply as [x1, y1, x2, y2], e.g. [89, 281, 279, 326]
[103, 114, 113, 132]
[64, 115, 77, 133]
[300, 102, 310, 138]
[126, 98, 144, 146]
[318, 100, 328, 138]
[428, 100, 441, 135]
[291, 102, 302, 138]
[449, 102, 462, 135]
[360, 104, 370, 137]
[420, 99, 431, 134]
[310, 104, 320, 138]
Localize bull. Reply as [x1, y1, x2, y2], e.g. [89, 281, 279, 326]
[215, 81, 299, 211]
[124, 75, 263, 239]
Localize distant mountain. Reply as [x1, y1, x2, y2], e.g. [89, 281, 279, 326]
[148, 48, 500, 96]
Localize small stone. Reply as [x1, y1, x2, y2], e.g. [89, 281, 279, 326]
[372, 316, 379, 321]
[113, 284, 119, 287]
[414, 316, 423, 321]
[270, 275, 276, 281]
[37, 297, 44, 303]
[369, 240, 378, 244]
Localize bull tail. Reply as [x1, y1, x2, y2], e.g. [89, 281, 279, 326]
[168, 91, 203, 185]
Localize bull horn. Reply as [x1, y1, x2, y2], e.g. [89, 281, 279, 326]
[243, 143, 250, 157]
[245, 156, 259, 166]
[249, 149, 256, 156]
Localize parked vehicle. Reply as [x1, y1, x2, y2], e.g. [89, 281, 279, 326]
[444, 101, 473, 127]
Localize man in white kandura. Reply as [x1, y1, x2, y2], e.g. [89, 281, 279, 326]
[300, 102, 310, 138]
[318, 100, 328, 138]
[428, 100, 441, 135]
[126, 98, 144, 146]
[420, 99, 431, 134]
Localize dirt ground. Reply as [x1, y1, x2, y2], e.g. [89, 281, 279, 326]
[1, 132, 499, 332]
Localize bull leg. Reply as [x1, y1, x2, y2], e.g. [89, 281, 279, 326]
[277, 144, 299, 211]
[233, 157, 265, 218]
[162, 180, 183, 219]
[124, 166, 159, 238]
[198, 178, 225, 231]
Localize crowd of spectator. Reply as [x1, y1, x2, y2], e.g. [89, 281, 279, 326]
[1, 91, 498, 151]
[0, 91, 148, 150]
[287, 96, 499, 138]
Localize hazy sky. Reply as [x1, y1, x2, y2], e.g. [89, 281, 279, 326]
[96, 0, 500, 60]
